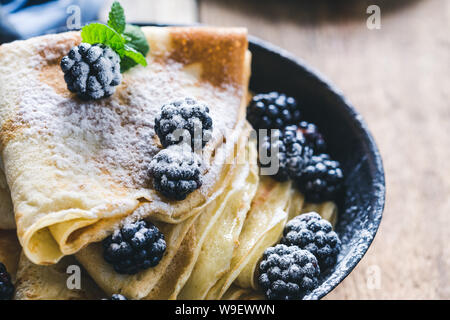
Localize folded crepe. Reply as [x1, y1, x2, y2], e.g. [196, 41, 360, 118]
[76, 136, 259, 300]
[178, 139, 259, 300]
[0, 26, 251, 265]
[205, 176, 294, 299]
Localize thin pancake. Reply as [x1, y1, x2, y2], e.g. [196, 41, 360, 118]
[76, 135, 258, 300]
[206, 176, 292, 299]
[143, 225, 197, 300]
[177, 140, 259, 300]
[146, 138, 259, 299]
[75, 214, 196, 300]
[0, 27, 251, 265]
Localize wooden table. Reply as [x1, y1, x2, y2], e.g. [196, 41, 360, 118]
[104, 0, 450, 299]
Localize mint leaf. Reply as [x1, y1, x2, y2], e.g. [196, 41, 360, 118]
[120, 24, 150, 72]
[81, 23, 125, 52]
[120, 56, 137, 73]
[81, 2, 150, 74]
[121, 44, 147, 66]
[123, 24, 150, 56]
[108, 1, 126, 34]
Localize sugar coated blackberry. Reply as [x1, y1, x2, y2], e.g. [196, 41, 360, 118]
[259, 125, 313, 181]
[149, 144, 203, 200]
[258, 244, 320, 300]
[155, 97, 213, 151]
[247, 92, 301, 130]
[61, 43, 122, 100]
[297, 154, 344, 202]
[282, 212, 341, 271]
[297, 121, 327, 154]
[0, 262, 14, 300]
[103, 220, 166, 275]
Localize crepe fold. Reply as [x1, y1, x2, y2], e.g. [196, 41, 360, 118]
[177, 139, 259, 300]
[205, 176, 294, 299]
[76, 137, 259, 300]
[0, 27, 251, 265]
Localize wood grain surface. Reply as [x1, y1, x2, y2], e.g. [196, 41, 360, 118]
[116, 0, 450, 299]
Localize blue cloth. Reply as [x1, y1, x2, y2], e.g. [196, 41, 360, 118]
[0, 0, 105, 43]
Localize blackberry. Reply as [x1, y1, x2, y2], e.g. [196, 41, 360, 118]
[149, 145, 202, 200]
[247, 92, 301, 130]
[61, 43, 122, 100]
[297, 121, 327, 154]
[297, 154, 344, 202]
[258, 244, 320, 300]
[103, 220, 166, 275]
[282, 213, 341, 271]
[0, 262, 14, 300]
[259, 125, 313, 181]
[154, 97, 213, 151]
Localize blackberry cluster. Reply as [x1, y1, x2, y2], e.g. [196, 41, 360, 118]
[103, 220, 166, 275]
[61, 43, 122, 100]
[297, 154, 344, 202]
[297, 121, 327, 154]
[155, 97, 213, 151]
[258, 244, 320, 300]
[247, 92, 301, 130]
[149, 144, 202, 200]
[259, 125, 313, 181]
[282, 213, 341, 270]
[0, 262, 14, 300]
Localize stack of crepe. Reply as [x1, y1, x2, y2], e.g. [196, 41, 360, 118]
[0, 26, 337, 300]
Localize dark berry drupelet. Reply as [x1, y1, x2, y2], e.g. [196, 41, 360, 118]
[149, 144, 203, 200]
[60, 43, 122, 100]
[258, 244, 320, 300]
[155, 97, 213, 151]
[259, 125, 313, 181]
[282, 212, 341, 271]
[247, 92, 301, 130]
[297, 121, 327, 154]
[297, 153, 344, 202]
[0, 262, 14, 300]
[103, 220, 166, 275]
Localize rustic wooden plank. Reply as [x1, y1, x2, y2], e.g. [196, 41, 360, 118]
[200, 0, 450, 299]
[100, 0, 199, 24]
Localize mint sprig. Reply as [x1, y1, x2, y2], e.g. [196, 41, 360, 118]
[108, 1, 126, 34]
[120, 24, 150, 72]
[81, 23, 124, 52]
[81, 1, 149, 73]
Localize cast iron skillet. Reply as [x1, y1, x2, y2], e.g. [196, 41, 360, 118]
[247, 35, 385, 299]
[49, 24, 385, 299]
[250, 35, 385, 300]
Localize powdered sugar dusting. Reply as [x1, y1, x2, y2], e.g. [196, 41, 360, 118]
[13, 36, 243, 190]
